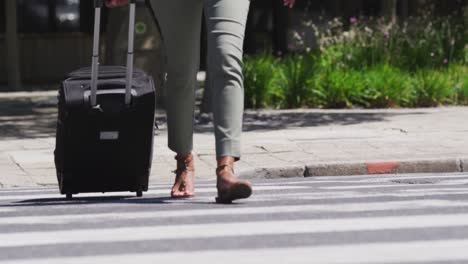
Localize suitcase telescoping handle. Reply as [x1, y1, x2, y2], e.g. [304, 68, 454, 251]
[90, 0, 137, 107]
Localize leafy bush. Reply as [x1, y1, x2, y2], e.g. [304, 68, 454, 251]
[312, 68, 366, 108]
[452, 65, 468, 103]
[276, 54, 317, 108]
[295, 7, 467, 71]
[241, 5, 467, 109]
[412, 68, 458, 107]
[243, 53, 467, 108]
[364, 64, 415, 107]
[243, 54, 280, 108]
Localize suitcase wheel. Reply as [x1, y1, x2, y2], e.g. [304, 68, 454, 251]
[66, 193, 73, 200]
[136, 191, 143, 198]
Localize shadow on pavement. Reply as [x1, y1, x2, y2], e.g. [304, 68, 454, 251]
[0, 96, 428, 140]
[194, 110, 428, 133]
[0, 98, 57, 140]
[1, 195, 215, 207]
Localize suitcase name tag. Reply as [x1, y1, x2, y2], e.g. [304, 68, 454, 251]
[100, 131, 119, 140]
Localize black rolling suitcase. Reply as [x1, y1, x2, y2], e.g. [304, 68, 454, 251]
[54, 0, 156, 199]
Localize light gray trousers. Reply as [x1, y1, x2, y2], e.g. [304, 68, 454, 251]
[150, 0, 249, 160]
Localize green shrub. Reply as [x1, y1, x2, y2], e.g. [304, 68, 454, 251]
[450, 65, 468, 104]
[242, 4, 467, 109]
[313, 68, 367, 108]
[364, 64, 415, 107]
[294, 7, 467, 71]
[412, 69, 457, 106]
[243, 54, 281, 108]
[276, 54, 318, 108]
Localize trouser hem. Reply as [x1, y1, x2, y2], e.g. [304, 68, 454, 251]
[216, 140, 241, 161]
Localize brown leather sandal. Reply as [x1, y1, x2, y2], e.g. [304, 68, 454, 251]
[215, 164, 252, 204]
[171, 153, 195, 198]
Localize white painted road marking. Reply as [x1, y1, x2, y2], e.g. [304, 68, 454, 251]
[0, 199, 467, 225]
[322, 180, 468, 190]
[1, 214, 468, 248]
[0, 185, 307, 201]
[2, 239, 468, 264]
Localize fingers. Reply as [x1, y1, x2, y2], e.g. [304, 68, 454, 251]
[283, 0, 295, 8]
[105, 0, 115, 8]
[105, 0, 128, 8]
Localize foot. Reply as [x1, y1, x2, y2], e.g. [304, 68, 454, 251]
[216, 157, 252, 204]
[171, 153, 195, 198]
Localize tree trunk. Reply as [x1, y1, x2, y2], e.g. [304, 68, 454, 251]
[399, 0, 409, 19]
[381, 0, 398, 22]
[272, 0, 288, 56]
[328, 0, 342, 18]
[6, 0, 21, 91]
[342, 0, 363, 19]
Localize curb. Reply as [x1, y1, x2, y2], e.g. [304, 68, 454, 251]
[239, 165, 306, 180]
[240, 158, 466, 179]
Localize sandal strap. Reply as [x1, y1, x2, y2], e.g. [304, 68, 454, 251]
[172, 154, 195, 195]
[216, 164, 235, 174]
[174, 154, 195, 174]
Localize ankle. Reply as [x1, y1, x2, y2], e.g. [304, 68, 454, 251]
[175, 152, 195, 172]
[217, 156, 235, 167]
[176, 153, 192, 160]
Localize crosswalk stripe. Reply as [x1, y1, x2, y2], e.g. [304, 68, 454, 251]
[0, 199, 467, 225]
[246, 190, 468, 202]
[2, 174, 465, 193]
[1, 175, 466, 196]
[5, 190, 468, 209]
[363, 174, 468, 182]
[403, 187, 468, 192]
[322, 180, 468, 190]
[2, 239, 468, 264]
[0, 184, 466, 200]
[0, 181, 300, 194]
[252, 175, 468, 186]
[0, 185, 307, 201]
[309, 173, 466, 180]
[1, 214, 468, 248]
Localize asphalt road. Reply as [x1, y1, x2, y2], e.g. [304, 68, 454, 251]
[1, 173, 468, 263]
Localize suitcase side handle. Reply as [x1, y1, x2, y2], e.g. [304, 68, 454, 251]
[84, 89, 138, 105]
[94, 0, 104, 7]
[90, 0, 138, 107]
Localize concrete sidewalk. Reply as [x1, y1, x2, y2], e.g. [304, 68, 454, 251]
[1, 91, 467, 188]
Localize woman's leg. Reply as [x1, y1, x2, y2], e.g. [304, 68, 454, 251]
[204, 0, 250, 160]
[150, 0, 203, 154]
[204, 0, 252, 203]
[150, 0, 203, 197]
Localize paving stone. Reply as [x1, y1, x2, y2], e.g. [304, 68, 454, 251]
[268, 151, 317, 164]
[7, 150, 53, 167]
[16, 138, 51, 150]
[31, 176, 58, 186]
[0, 167, 37, 187]
[0, 141, 25, 151]
[2, 105, 468, 186]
